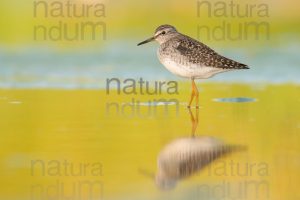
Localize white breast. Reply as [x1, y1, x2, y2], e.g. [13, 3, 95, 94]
[158, 52, 231, 79]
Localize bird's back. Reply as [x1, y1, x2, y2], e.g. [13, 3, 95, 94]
[158, 34, 249, 79]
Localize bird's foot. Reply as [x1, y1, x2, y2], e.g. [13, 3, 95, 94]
[187, 105, 199, 109]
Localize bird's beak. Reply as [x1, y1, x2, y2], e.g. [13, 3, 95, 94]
[137, 36, 155, 46]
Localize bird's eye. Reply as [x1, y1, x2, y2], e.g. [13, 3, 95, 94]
[161, 31, 166, 35]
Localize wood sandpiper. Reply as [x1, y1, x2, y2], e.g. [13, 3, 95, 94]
[137, 24, 249, 108]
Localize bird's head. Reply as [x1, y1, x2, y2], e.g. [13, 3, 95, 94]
[137, 24, 178, 46]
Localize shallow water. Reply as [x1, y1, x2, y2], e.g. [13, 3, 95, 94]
[0, 83, 299, 199]
[1, 41, 300, 89]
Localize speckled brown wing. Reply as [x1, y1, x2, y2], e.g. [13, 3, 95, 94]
[174, 35, 249, 70]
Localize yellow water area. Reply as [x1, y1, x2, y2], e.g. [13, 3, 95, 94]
[0, 83, 299, 200]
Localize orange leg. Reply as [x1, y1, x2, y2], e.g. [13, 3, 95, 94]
[188, 85, 195, 108]
[188, 107, 199, 137]
[188, 79, 199, 108]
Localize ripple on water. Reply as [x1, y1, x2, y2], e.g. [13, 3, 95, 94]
[213, 97, 256, 103]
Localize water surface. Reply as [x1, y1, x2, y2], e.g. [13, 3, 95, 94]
[0, 83, 299, 199]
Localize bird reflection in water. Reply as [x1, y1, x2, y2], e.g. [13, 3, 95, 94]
[142, 108, 247, 190]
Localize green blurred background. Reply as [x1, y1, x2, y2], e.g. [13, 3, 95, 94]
[0, 0, 299, 47]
